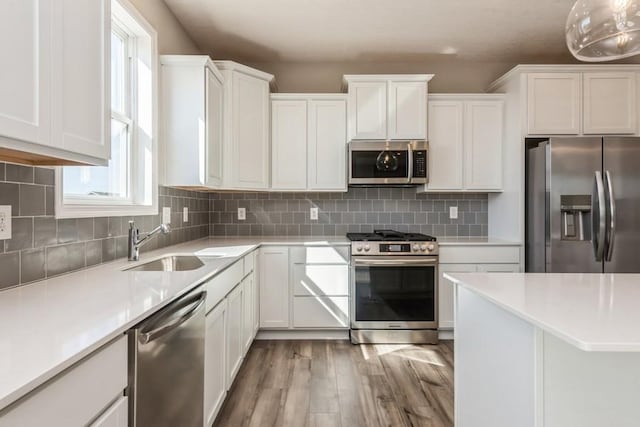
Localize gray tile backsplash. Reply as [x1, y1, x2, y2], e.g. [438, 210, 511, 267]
[209, 189, 488, 238]
[0, 162, 210, 290]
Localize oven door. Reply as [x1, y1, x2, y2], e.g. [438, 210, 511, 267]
[350, 257, 438, 329]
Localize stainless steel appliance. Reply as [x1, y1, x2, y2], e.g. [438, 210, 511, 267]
[129, 288, 207, 427]
[348, 229, 439, 344]
[349, 140, 428, 186]
[526, 136, 640, 272]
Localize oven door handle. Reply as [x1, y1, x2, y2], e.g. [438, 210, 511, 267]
[353, 257, 438, 267]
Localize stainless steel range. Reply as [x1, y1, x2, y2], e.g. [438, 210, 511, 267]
[347, 229, 439, 344]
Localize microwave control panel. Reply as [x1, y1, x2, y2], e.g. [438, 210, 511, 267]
[413, 151, 427, 178]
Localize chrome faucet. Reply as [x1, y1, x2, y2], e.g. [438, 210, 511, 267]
[128, 220, 170, 261]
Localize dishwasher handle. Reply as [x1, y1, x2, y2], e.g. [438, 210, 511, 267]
[139, 291, 207, 344]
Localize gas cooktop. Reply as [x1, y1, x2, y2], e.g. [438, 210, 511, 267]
[346, 229, 437, 242]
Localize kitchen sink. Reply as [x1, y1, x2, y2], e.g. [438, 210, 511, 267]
[125, 255, 208, 272]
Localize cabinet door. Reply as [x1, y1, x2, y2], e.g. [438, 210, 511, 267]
[439, 264, 478, 329]
[253, 255, 260, 336]
[427, 101, 464, 190]
[292, 264, 349, 296]
[583, 72, 637, 135]
[464, 100, 504, 190]
[388, 80, 427, 139]
[259, 247, 290, 328]
[308, 99, 347, 191]
[476, 264, 521, 272]
[232, 72, 270, 189]
[527, 73, 581, 135]
[293, 296, 349, 328]
[204, 301, 226, 427]
[206, 67, 224, 187]
[348, 81, 387, 139]
[0, 0, 50, 147]
[225, 283, 244, 387]
[90, 396, 128, 427]
[271, 99, 307, 190]
[242, 276, 254, 354]
[51, 0, 110, 161]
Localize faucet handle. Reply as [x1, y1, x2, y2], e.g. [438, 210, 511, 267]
[129, 220, 135, 229]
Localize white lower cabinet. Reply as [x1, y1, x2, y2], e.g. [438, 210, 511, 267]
[242, 274, 254, 353]
[0, 336, 127, 427]
[89, 396, 128, 427]
[225, 282, 244, 388]
[293, 296, 349, 328]
[259, 247, 290, 328]
[204, 300, 227, 427]
[438, 245, 521, 330]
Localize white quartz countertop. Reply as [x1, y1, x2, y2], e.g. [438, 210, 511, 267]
[437, 237, 521, 246]
[444, 272, 640, 352]
[0, 236, 349, 411]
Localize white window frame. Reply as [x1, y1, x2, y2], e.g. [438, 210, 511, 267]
[55, 0, 158, 219]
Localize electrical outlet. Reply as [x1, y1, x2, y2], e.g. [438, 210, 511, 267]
[237, 207, 246, 221]
[183, 207, 188, 222]
[449, 206, 458, 220]
[0, 205, 11, 240]
[162, 207, 171, 224]
[310, 207, 319, 221]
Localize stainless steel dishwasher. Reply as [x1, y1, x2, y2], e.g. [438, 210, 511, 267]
[128, 288, 207, 427]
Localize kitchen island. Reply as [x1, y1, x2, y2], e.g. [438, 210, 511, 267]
[444, 272, 640, 427]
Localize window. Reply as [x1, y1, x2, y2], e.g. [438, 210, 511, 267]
[56, 0, 157, 218]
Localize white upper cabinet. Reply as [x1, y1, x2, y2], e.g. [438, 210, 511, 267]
[388, 80, 428, 139]
[161, 56, 224, 188]
[216, 61, 274, 190]
[347, 81, 387, 139]
[271, 99, 308, 190]
[583, 72, 637, 135]
[423, 94, 504, 192]
[0, 0, 109, 165]
[344, 75, 433, 141]
[464, 100, 504, 190]
[426, 100, 464, 190]
[527, 73, 582, 135]
[308, 98, 347, 191]
[271, 94, 347, 192]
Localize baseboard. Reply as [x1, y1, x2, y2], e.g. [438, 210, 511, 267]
[256, 329, 455, 341]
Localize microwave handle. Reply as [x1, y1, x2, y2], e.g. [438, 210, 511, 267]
[407, 142, 413, 184]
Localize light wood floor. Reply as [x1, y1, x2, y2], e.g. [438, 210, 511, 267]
[214, 340, 454, 427]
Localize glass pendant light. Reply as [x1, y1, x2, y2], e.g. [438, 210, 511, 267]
[566, 0, 640, 61]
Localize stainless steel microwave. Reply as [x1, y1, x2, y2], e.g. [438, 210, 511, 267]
[349, 140, 428, 186]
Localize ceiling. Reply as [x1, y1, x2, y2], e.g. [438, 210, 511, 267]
[163, 0, 576, 63]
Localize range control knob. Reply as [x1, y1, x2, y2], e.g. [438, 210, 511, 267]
[364, 244, 371, 252]
[420, 244, 428, 251]
[427, 243, 435, 251]
[356, 245, 363, 252]
[412, 244, 420, 252]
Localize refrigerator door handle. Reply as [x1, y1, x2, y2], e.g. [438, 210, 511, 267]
[592, 171, 606, 262]
[605, 170, 616, 262]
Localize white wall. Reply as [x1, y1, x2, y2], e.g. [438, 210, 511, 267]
[129, 0, 201, 54]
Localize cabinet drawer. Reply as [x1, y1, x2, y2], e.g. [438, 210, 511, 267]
[293, 264, 349, 296]
[290, 246, 349, 264]
[293, 296, 349, 328]
[439, 245, 520, 264]
[243, 251, 255, 277]
[0, 336, 127, 427]
[205, 260, 243, 313]
[89, 396, 128, 427]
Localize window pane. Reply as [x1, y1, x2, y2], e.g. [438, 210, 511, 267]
[64, 119, 130, 199]
[111, 30, 127, 114]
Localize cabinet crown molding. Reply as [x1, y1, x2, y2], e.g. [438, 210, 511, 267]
[213, 60, 275, 83]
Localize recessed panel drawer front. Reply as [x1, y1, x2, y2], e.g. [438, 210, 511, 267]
[293, 264, 349, 296]
[205, 260, 243, 313]
[289, 246, 349, 265]
[293, 296, 349, 328]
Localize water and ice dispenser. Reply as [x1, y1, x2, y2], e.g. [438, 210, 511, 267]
[560, 195, 592, 241]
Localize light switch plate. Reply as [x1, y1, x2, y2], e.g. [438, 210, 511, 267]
[183, 207, 188, 222]
[237, 207, 246, 221]
[310, 207, 319, 221]
[449, 206, 458, 219]
[0, 205, 11, 240]
[163, 207, 171, 224]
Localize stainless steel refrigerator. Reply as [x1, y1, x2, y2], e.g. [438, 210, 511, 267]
[526, 137, 640, 273]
